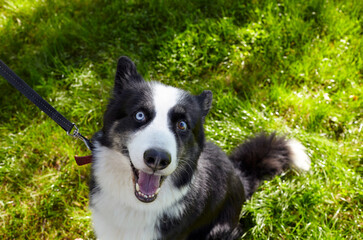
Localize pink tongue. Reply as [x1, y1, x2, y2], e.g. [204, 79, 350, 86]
[138, 171, 161, 195]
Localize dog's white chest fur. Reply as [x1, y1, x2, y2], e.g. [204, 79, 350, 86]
[91, 195, 159, 240]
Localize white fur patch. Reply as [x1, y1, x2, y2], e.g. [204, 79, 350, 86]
[128, 83, 182, 175]
[287, 139, 311, 171]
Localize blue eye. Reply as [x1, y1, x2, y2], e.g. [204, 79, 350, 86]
[177, 120, 187, 131]
[135, 111, 146, 122]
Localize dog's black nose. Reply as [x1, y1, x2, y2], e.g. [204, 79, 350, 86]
[144, 148, 171, 171]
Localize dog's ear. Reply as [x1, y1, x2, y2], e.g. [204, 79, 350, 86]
[197, 90, 213, 119]
[114, 56, 144, 94]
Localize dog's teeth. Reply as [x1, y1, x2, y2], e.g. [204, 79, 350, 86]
[136, 188, 159, 200]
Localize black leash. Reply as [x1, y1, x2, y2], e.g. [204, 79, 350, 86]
[0, 60, 93, 165]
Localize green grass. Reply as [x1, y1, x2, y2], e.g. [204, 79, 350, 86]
[0, 0, 362, 239]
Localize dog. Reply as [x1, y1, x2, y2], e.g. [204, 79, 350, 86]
[89, 56, 311, 239]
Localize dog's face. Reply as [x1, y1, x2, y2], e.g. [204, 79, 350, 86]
[97, 57, 212, 204]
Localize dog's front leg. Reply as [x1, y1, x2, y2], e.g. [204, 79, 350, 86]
[206, 222, 243, 240]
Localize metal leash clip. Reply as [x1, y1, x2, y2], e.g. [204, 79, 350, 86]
[67, 123, 93, 150]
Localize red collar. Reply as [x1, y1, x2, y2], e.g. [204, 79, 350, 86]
[74, 155, 92, 166]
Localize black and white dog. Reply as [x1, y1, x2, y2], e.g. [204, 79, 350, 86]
[90, 56, 310, 239]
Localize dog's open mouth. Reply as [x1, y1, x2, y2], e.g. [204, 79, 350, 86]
[130, 162, 164, 203]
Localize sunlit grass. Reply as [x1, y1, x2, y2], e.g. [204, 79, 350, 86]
[0, 0, 362, 239]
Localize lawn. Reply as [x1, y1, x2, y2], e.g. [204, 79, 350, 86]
[0, 0, 362, 239]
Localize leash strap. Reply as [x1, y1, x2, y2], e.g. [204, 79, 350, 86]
[0, 60, 75, 133]
[0, 60, 93, 165]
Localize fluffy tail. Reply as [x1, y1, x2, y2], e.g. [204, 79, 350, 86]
[229, 133, 310, 199]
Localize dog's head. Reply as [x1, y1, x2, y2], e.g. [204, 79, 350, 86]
[97, 56, 212, 203]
